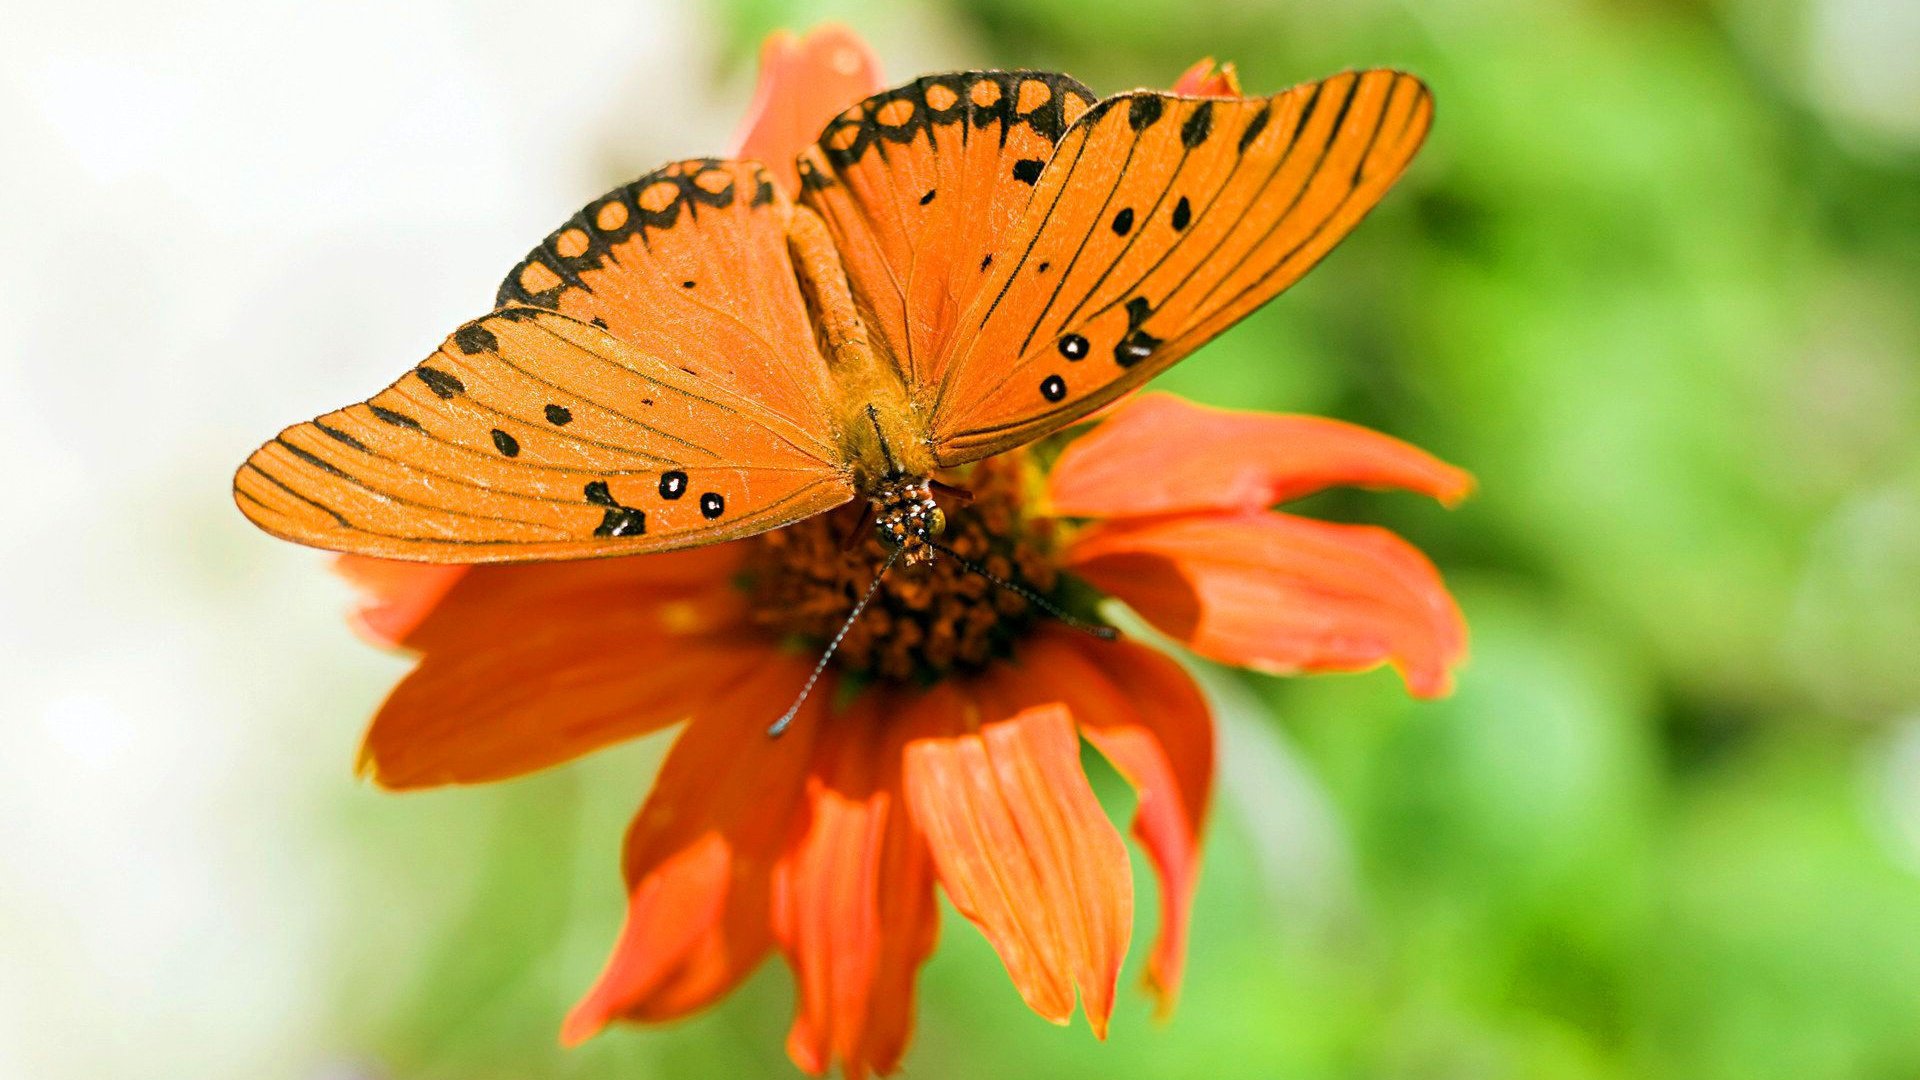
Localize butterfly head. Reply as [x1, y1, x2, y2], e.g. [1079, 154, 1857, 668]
[870, 478, 946, 564]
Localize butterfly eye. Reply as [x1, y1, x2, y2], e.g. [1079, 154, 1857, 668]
[927, 506, 947, 536]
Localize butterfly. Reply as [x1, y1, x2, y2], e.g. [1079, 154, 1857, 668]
[235, 68, 1432, 565]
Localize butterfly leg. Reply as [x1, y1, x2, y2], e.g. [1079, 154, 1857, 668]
[929, 479, 974, 504]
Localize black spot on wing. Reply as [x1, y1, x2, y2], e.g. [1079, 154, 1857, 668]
[315, 422, 366, 452]
[369, 405, 422, 430]
[1239, 104, 1271, 151]
[1181, 100, 1214, 147]
[1127, 95, 1165, 131]
[1328, 80, 1359, 140]
[1115, 298, 1160, 367]
[490, 429, 520, 457]
[454, 325, 498, 355]
[1125, 296, 1154, 328]
[276, 438, 348, 478]
[1171, 195, 1192, 230]
[1115, 331, 1160, 368]
[595, 507, 647, 537]
[415, 367, 465, 398]
[583, 478, 647, 537]
[544, 403, 572, 425]
[798, 158, 834, 190]
[1011, 158, 1044, 184]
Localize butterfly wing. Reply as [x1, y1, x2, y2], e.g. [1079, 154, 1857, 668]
[930, 70, 1432, 463]
[234, 307, 854, 563]
[237, 156, 862, 562]
[496, 158, 838, 439]
[796, 71, 1098, 394]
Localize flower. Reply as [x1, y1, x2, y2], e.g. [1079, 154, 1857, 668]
[336, 26, 1470, 1080]
[1170, 57, 1243, 98]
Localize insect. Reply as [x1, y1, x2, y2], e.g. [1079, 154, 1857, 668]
[235, 68, 1431, 570]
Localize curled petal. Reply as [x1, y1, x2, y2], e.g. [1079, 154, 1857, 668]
[775, 693, 938, 1079]
[734, 25, 884, 196]
[333, 556, 465, 648]
[1068, 511, 1467, 697]
[1170, 58, 1242, 97]
[563, 658, 825, 1043]
[903, 687, 1132, 1036]
[1048, 392, 1473, 518]
[358, 547, 752, 788]
[1010, 629, 1212, 1016]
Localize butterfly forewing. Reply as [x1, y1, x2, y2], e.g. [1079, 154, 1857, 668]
[234, 308, 854, 562]
[797, 71, 1096, 397]
[496, 158, 839, 441]
[930, 70, 1432, 463]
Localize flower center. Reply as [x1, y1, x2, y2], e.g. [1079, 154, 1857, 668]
[742, 451, 1065, 682]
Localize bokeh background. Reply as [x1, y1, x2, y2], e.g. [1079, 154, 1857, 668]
[5, 0, 1919, 1077]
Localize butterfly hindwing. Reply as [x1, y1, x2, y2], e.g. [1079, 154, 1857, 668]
[496, 158, 839, 439]
[234, 308, 855, 562]
[797, 71, 1097, 395]
[930, 70, 1433, 463]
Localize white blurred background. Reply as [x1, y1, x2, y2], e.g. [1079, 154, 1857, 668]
[1, 4, 781, 1076]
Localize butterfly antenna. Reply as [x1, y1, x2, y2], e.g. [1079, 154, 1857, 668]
[768, 546, 902, 738]
[926, 539, 1116, 642]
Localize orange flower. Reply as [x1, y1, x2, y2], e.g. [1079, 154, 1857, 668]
[337, 27, 1470, 1080]
[1170, 57, 1243, 97]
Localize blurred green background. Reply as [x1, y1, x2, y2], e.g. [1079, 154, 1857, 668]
[6, 0, 1918, 1077]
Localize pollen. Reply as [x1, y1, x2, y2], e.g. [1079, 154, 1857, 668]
[742, 452, 1065, 682]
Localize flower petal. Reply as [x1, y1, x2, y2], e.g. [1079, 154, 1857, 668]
[1012, 629, 1212, 1016]
[398, 544, 746, 652]
[774, 693, 938, 1079]
[563, 658, 825, 1043]
[1048, 392, 1474, 518]
[1068, 511, 1467, 697]
[333, 556, 466, 648]
[733, 25, 883, 197]
[358, 546, 754, 788]
[1170, 58, 1242, 97]
[903, 686, 1132, 1037]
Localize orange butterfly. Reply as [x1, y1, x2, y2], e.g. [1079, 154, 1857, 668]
[235, 68, 1432, 566]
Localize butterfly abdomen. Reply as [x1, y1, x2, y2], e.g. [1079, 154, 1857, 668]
[787, 204, 937, 488]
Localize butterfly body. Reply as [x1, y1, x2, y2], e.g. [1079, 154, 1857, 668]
[236, 69, 1432, 565]
[786, 203, 942, 492]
